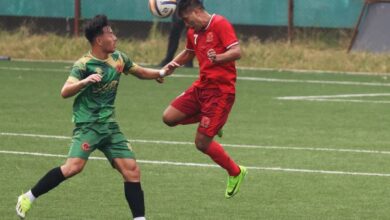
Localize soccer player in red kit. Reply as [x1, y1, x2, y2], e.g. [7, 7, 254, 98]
[162, 0, 247, 198]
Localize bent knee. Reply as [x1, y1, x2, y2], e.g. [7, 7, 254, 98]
[61, 164, 84, 177]
[195, 140, 209, 152]
[121, 165, 141, 182]
[195, 133, 213, 152]
[162, 114, 178, 127]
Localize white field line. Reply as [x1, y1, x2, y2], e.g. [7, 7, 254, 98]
[291, 99, 390, 104]
[277, 93, 390, 104]
[2, 132, 390, 155]
[235, 76, 390, 87]
[238, 66, 390, 76]
[278, 93, 390, 100]
[1, 150, 390, 177]
[170, 74, 390, 87]
[12, 58, 390, 76]
[2, 66, 390, 87]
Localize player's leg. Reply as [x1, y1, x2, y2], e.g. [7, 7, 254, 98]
[16, 158, 87, 219]
[196, 90, 247, 198]
[102, 126, 145, 220]
[114, 158, 145, 220]
[162, 86, 200, 127]
[162, 105, 200, 126]
[32, 158, 87, 195]
[195, 132, 241, 176]
[195, 132, 247, 198]
[16, 125, 97, 219]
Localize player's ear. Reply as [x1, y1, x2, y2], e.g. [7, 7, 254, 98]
[95, 35, 103, 46]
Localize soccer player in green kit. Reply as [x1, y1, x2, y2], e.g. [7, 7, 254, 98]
[16, 14, 177, 220]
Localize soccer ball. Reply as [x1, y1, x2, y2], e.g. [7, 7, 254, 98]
[148, 0, 177, 18]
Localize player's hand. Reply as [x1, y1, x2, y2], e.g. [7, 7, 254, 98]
[82, 74, 102, 85]
[163, 61, 180, 76]
[207, 49, 217, 63]
[157, 61, 180, 83]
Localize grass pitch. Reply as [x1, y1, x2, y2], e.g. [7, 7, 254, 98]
[1, 60, 390, 219]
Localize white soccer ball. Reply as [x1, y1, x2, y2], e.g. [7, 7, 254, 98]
[149, 0, 177, 18]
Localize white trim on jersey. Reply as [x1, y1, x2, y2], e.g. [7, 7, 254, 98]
[204, 14, 216, 30]
[226, 42, 239, 50]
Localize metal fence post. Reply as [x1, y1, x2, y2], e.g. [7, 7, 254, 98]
[288, 0, 294, 43]
[74, 0, 81, 37]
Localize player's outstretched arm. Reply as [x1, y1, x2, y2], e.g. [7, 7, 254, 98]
[208, 44, 241, 64]
[61, 74, 102, 98]
[130, 63, 179, 81]
[167, 49, 195, 67]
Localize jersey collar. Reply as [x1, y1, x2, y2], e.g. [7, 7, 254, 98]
[88, 51, 112, 63]
[203, 14, 215, 31]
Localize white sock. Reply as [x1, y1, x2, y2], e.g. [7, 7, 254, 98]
[25, 190, 36, 202]
[134, 217, 145, 220]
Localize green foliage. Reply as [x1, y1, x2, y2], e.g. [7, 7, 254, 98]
[0, 26, 389, 73]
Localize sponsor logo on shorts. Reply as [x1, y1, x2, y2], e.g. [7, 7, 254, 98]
[200, 116, 211, 128]
[81, 142, 90, 152]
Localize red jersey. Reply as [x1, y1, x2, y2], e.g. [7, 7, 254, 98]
[186, 14, 239, 94]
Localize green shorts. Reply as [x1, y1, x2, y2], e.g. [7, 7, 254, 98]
[68, 122, 135, 166]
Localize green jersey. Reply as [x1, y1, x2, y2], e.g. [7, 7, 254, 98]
[68, 50, 136, 123]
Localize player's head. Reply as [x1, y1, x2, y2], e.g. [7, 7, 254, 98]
[84, 14, 117, 53]
[177, 0, 206, 31]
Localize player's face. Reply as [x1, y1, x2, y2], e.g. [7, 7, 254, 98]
[98, 26, 117, 53]
[181, 9, 203, 31]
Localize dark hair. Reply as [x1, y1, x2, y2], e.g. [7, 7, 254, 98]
[177, 0, 204, 17]
[84, 14, 109, 44]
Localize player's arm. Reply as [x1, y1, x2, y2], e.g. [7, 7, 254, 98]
[130, 66, 165, 80]
[129, 63, 179, 80]
[207, 44, 241, 64]
[170, 49, 195, 66]
[162, 49, 195, 72]
[60, 74, 102, 98]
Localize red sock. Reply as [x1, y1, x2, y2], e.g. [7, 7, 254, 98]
[204, 141, 241, 176]
[178, 114, 201, 125]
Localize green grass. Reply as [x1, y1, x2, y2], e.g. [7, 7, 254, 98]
[2, 61, 390, 219]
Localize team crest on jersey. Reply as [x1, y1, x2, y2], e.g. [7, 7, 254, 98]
[206, 32, 214, 43]
[81, 142, 90, 152]
[95, 67, 103, 76]
[200, 116, 211, 128]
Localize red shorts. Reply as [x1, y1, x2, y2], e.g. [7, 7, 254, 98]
[171, 85, 235, 137]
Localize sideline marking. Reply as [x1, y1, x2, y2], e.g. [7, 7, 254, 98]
[2, 66, 390, 87]
[1, 150, 389, 177]
[2, 132, 390, 155]
[277, 93, 390, 104]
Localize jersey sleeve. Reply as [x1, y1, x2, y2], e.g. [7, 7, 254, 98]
[119, 51, 136, 75]
[216, 17, 239, 49]
[68, 61, 86, 83]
